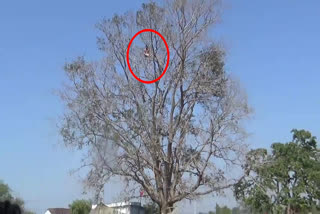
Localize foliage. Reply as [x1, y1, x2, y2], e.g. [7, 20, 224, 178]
[69, 199, 92, 214]
[59, 0, 251, 213]
[235, 129, 320, 213]
[0, 181, 13, 202]
[215, 204, 231, 214]
[0, 180, 35, 214]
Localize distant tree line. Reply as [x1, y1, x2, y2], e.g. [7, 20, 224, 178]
[199, 203, 252, 214]
[200, 201, 319, 214]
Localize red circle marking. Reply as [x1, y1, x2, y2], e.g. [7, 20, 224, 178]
[126, 29, 170, 84]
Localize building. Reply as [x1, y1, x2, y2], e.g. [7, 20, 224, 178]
[45, 208, 71, 214]
[107, 202, 145, 214]
[91, 202, 145, 214]
[89, 203, 114, 214]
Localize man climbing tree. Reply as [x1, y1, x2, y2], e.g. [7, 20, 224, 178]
[59, 0, 251, 213]
[144, 45, 151, 57]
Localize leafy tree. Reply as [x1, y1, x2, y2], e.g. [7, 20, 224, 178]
[221, 207, 231, 214]
[0, 180, 35, 214]
[215, 204, 232, 214]
[0, 181, 13, 202]
[69, 199, 92, 214]
[59, 0, 251, 213]
[235, 129, 320, 214]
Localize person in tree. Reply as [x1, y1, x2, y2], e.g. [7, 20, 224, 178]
[144, 45, 150, 57]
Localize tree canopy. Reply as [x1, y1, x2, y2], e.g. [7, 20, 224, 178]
[235, 129, 320, 214]
[59, 0, 251, 213]
[0, 180, 35, 214]
[0, 182, 13, 202]
[69, 199, 92, 214]
[215, 204, 232, 214]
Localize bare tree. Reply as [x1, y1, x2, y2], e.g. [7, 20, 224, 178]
[59, 0, 251, 213]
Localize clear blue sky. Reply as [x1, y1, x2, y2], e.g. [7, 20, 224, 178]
[0, 0, 319, 213]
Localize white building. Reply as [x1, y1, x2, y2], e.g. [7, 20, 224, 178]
[91, 202, 145, 214]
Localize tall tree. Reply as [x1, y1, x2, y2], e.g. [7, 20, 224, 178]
[69, 199, 92, 214]
[234, 129, 320, 214]
[59, 0, 251, 213]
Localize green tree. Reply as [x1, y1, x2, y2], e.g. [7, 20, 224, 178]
[221, 206, 231, 214]
[235, 129, 320, 214]
[0, 181, 13, 202]
[216, 203, 221, 214]
[0, 180, 35, 213]
[215, 204, 231, 214]
[69, 199, 92, 214]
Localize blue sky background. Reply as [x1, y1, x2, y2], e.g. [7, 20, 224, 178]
[0, 0, 319, 213]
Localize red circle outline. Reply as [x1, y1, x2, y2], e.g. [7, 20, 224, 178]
[126, 29, 170, 84]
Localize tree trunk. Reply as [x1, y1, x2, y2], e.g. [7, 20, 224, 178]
[160, 202, 174, 214]
[160, 205, 167, 214]
[286, 205, 292, 214]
